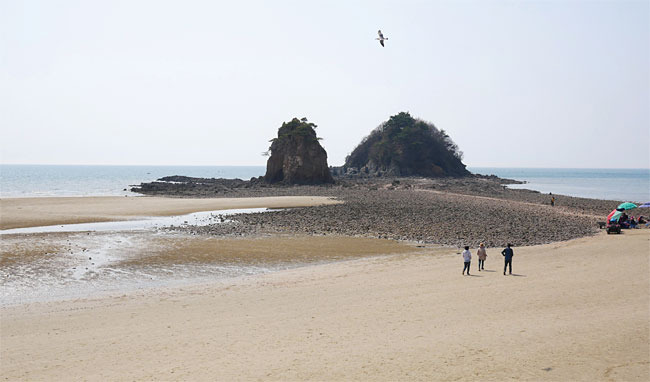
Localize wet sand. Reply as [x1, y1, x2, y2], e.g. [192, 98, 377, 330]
[1, 232, 422, 306]
[0, 195, 340, 230]
[2, 229, 648, 381]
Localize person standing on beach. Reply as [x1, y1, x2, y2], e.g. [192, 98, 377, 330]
[477, 243, 487, 271]
[501, 244, 513, 275]
[551, 196, 555, 206]
[462, 246, 471, 276]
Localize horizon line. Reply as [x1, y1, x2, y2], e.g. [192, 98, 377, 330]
[1, 163, 649, 171]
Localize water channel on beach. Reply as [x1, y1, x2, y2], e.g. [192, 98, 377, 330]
[1, 208, 293, 306]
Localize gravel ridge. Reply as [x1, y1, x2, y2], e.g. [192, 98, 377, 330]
[133, 176, 620, 247]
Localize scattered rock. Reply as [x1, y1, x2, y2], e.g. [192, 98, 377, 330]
[148, 176, 614, 247]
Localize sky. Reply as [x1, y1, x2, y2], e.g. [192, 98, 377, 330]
[1, 0, 648, 168]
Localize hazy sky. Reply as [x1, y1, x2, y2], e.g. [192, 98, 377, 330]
[1, 0, 648, 168]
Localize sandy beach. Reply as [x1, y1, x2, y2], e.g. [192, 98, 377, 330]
[2, 228, 648, 381]
[2, 192, 649, 380]
[0, 195, 340, 230]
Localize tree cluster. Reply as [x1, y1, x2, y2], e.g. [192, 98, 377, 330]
[267, 117, 321, 155]
[344, 112, 469, 177]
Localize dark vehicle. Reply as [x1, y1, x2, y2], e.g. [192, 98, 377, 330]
[607, 221, 621, 234]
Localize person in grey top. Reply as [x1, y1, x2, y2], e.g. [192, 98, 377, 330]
[501, 243, 514, 275]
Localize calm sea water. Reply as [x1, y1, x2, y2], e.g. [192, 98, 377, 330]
[0, 165, 266, 198]
[469, 167, 649, 202]
[1, 165, 648, 202]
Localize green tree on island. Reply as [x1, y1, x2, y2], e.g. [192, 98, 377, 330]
[345, 112, 469, 177]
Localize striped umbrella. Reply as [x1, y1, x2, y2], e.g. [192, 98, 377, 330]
[609, 211, 623, 222]
[638, 202, 650, 208]
[607, 209, 623, 222]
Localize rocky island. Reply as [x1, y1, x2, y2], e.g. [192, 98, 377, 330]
[264, 117, 334, 184]
[131, 113, 616, 246]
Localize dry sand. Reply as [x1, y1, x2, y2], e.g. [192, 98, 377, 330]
[0, 195, 340, 230]
[2, 229, 648, 381]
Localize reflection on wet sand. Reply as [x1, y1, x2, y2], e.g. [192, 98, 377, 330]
[1, 231, 425, 306]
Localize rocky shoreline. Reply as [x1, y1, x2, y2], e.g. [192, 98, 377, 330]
[132, 176, 618, 247]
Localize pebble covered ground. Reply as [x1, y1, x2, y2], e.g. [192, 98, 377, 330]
[133, 176, 620, 247]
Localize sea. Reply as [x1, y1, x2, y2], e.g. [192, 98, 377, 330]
[470, 167, 649, 203]
[1, 164, 649, 202]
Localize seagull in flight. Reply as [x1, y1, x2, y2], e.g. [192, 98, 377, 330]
[376, 30, 388, 47]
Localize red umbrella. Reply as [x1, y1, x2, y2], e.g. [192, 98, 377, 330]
[607, 208, 625, 222]
[606, 209, 617, 221]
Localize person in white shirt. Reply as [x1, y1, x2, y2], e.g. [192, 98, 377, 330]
[462, 246, 472, 276]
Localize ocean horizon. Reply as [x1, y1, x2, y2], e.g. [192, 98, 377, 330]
[1, 164, 648, 202]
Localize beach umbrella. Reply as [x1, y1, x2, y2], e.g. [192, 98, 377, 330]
[607, 209, 623, 222]
[607, 209, 624, 221]
[617, 202, 637, 210]
[609, 211, 623, 222]
[638, 202, 650, 208]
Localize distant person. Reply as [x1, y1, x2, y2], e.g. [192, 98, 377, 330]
[501, 244, 514, 275]
[477, 243, 487, 271]
[462, 246, 472, 276]
[551, 196, 555, 207]
[620, 213, 630, 228]
[630, 216, 637, 229]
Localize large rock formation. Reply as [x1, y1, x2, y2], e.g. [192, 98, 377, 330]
[264, 118, 334, 184]
[344, 112, 470, 177]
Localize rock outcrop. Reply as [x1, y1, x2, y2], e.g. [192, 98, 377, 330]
[264, 118, 334, 184]
[344, 112, 470, 178]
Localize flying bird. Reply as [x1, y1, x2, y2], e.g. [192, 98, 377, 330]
[376, 30, 388, 47]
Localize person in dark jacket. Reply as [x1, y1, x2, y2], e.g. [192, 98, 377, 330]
[501, 244, 514, 275]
